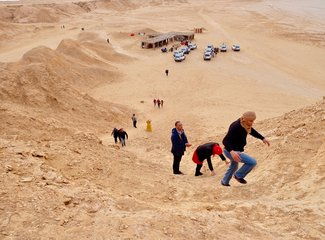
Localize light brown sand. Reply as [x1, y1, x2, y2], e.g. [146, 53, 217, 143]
[0, 0, 324, 239]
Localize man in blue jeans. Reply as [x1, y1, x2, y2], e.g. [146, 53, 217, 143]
[221, 111, 270, 186]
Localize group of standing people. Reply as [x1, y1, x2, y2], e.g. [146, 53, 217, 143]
[171, 112, 270, 186]
[153, 99, 164, 108]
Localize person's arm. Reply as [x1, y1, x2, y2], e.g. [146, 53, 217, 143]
[125, 132, 128, 139]
[183, 133, 191, 147]
[206, 156, 214, 171]
[250, 128, 264, 140]
[219, 153, 226, 161]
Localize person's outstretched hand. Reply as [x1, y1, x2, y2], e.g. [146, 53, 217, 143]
[230, 151, 241, 162]
[211, 170, 216, 176]
[263, 138, 270, 146]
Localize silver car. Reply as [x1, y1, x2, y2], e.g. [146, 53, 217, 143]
[174, 53, 185, 62]
[220, 43, 227, 52]
[232, 44, 240, 51]
[203, 52, 212, 61]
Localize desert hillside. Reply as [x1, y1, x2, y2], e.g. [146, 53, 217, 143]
[0, 0, 324, 239]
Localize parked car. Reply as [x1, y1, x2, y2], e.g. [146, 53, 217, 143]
[220, 43, 227, 52]
[206, 44, 214, 50]
[188, 43, 197, 50]
[204, 48, 215, 57]
[174, 53, 185, 62]
[161, 47, 167, 53]
[232, 44, 240, 51]
[173, 51, 185, 57]
[203, 52, 212, 61]
[180, 47, 190, 54]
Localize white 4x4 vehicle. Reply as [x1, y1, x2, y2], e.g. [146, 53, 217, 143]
[188, 43, 197, 50]
[220, 43, 227, 52]
[174, 53, 185, 62]
[203, 52, 212, 61]
[232, 45, 240, 51]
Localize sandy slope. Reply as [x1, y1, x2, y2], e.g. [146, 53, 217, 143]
[0, 0, 325, 239]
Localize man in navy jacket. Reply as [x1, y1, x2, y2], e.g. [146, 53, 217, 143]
[171, 121, 191, 174]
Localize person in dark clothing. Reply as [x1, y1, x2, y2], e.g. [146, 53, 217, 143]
[118, 128, 128, 147]
[153, 99, 157, 107]
[165, 69, 169, 76]
[131, 114, 137, 128]
[192, 142, 227, 176]
[161, 99, 164, 108]
[111, 128, 119, 144]
[157, 99, 161, 108]
[221, 111, 270, 186]
[171, 121, 191, 174]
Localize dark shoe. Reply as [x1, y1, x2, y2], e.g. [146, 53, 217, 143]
[195, 172, 203, 176]
[234, 175, 247, 184]
[221, 181, 231, 187]
[174, 171, 184, 175]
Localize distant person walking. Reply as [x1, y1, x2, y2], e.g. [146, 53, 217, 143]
[111, 128, 119, 144]
[153, 99, 157, 107]
[165, 69, 169, 76]
[118, 128, 128, 147]
[107, 38, 110, 44]
[171, 121, 191, 174]
[131, 114, 137, 128]
[161, 100, 164, 108]
[221, 111, 270, 186]
[157, 99, 161, 108]
[192, 142, 227, 176]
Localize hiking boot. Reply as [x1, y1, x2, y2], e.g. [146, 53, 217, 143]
[221, 181, 231, 187]
[174, 171, 184, 175]
[195, 172, 203, 176]
[234, 175, 247, 184]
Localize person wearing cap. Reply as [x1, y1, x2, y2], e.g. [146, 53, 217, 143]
[192, 142, 228, 176]
[221, 111, 270, 186]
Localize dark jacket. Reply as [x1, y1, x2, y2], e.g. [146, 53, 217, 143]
[111, 128, 119, 138]
[171, 128, 188, 156]
[196, 142, 226, 161]
[223, 119, 264, 152]
[118, 131, 128, 139]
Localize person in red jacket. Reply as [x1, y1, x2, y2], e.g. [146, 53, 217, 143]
[192, 142, 228, 176]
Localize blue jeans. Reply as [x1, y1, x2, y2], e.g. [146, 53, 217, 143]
[221, 149, 257, 184]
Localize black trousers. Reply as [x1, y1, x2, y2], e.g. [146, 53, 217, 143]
[195, 157, 213, 175]
[133, 121, 137, 128]
[173, 154, 183, 173]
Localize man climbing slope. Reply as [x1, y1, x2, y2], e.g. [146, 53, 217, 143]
[221, 111, 270, 186]
[118, 128, 128, 147]
[171, 121, 191, 174]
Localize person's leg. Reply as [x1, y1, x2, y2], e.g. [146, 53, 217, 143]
[235, 153, 257, 179]
[173, 154, 182, 174]
[195, 164, 203, 176]
[221, 149, 238, 184]
[114, 137, 117, 144]
[121, 138, 125, 146]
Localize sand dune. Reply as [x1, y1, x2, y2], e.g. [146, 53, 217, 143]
[0, 0, 324, 239]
